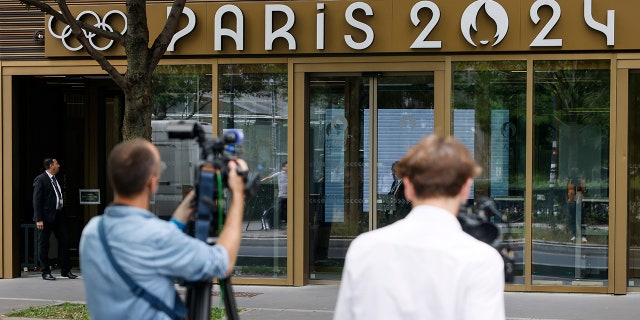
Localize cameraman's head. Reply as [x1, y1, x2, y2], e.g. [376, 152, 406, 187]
[107, 138, 163, 204]
[395, 135, 481, 211]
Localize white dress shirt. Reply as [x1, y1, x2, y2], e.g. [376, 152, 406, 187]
[46, 172, 63, 209]
[334, 205, 505, 320]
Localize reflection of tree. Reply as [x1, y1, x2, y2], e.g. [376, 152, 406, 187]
[535, 60, 610, 181]
[218, 64, 289, 125]
[217, 64, 288, 174]
[151, 65, 212, 120]
[452, 61, 527, 195]
[536, 61, 609, 125]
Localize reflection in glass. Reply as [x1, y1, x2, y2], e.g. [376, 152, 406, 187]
[374, 75, 434, 228]
[628, 71, 640, 287]
[149, 65, 212, 218]
[308, 75, 369, 281]
[452, 61, 527, 284]
[151, 64, 213, 122]
[307, 73, 435, 281]
[219, 64, 288, 278]
[533, 60, 609, 286]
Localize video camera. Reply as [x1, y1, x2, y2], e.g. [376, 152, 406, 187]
[458, 197, 516, 283]
[166, 120, 259, 196]
[166, 120, 259, 320]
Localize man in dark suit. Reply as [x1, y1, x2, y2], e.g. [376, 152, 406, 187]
[33, 157, 77, 280]
[386, 161, 411, 224]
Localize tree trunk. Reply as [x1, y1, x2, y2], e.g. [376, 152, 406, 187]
[122, 81, 152, 140]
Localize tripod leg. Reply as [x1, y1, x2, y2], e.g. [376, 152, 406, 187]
[186, 281, 212, 320]
[221, 278, 239, 320]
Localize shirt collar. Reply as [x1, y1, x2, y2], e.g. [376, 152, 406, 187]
[104, 205, 155, 219]
[405, 205, 463, 230]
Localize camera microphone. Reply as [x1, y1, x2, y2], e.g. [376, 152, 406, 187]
[224, 129, 244, 144]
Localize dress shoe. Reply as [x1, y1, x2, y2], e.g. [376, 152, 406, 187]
[61, 271, 78, 279]
[42, 273, 56, 281]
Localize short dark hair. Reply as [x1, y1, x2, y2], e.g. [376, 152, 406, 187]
[107, 138, 158, 197]
[43, 158, 55, 170]
[395, 135, 481, 199]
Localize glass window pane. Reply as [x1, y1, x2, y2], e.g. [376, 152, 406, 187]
[308, 75, 369, 280]
[150, 64, 213, 218]
[533, 60, 610, 286]
[452, 61, 527, 284]
[219, 64, 288, 278]
[375, 74, 434, 228]
[152, 64, 213, 122]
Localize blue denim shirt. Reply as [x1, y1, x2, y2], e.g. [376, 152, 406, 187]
[80, 205, 229, 320]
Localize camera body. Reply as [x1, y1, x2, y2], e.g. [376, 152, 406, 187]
[458, 197, 516, 283]
[166, 120, 259, 240]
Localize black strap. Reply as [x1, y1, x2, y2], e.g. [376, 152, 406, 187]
[98, 217, 187, 320]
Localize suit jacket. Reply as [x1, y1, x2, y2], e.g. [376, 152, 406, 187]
[389, 179, 411, 215]
[33, 172, 60, 223]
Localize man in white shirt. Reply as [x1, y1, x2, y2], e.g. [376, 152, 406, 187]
[334, 135, 505, 320]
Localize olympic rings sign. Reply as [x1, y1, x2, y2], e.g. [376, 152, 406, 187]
[47, 10, 128, 51]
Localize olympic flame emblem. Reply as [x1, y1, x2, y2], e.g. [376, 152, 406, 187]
[461, 0, 509, 47]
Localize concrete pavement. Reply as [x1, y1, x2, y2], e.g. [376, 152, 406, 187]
[1, 271, 640, 319]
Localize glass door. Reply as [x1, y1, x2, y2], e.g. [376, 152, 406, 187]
[307, 73, 434, 281]
[374, 75, 435, 228]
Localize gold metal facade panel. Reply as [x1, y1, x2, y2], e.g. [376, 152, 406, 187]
[39, 0, 640, 58]
[147, 3, 210, 56]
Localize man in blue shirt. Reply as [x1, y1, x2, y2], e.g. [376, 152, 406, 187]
[79, 138, 248, 319]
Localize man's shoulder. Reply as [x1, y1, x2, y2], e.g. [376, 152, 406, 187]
[457, 232, 504, 265]
[33, 172, 46, 183]
[348, 224, 400, 249]
[81, 216, 101, 237]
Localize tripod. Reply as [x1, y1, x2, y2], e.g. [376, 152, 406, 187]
[184, 167, 240, 320]
[165, 121, 259, 319]
[185, 276, 238, 320]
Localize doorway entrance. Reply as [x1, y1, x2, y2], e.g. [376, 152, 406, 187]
[306, 72, 435, 280]
[12, 75, 121, 276]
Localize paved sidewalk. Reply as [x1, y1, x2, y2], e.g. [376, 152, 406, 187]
[1, 272, 640, 319]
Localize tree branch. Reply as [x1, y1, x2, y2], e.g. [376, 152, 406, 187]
[148, 0, 186, 75]
[19, 0, 127, 88]
[58, 0, 127, 88]
[19, 0, 124, 42]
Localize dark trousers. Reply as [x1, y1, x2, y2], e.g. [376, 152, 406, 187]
[278, 197, 287, 223]
[567, 202, 585, 237]
[38, 210, 71, 275]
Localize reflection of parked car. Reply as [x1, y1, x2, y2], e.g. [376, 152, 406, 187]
[150, 120, 212, 218]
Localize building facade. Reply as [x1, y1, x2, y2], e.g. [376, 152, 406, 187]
[1, 0, 640, 294]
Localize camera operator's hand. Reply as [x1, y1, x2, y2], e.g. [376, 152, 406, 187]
[227, 159, 248, 197]
[217, 159, 248, 276]
[171, 190, 196, 226]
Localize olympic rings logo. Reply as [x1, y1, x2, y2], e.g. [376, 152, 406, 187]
[47, 10, 127, 52]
